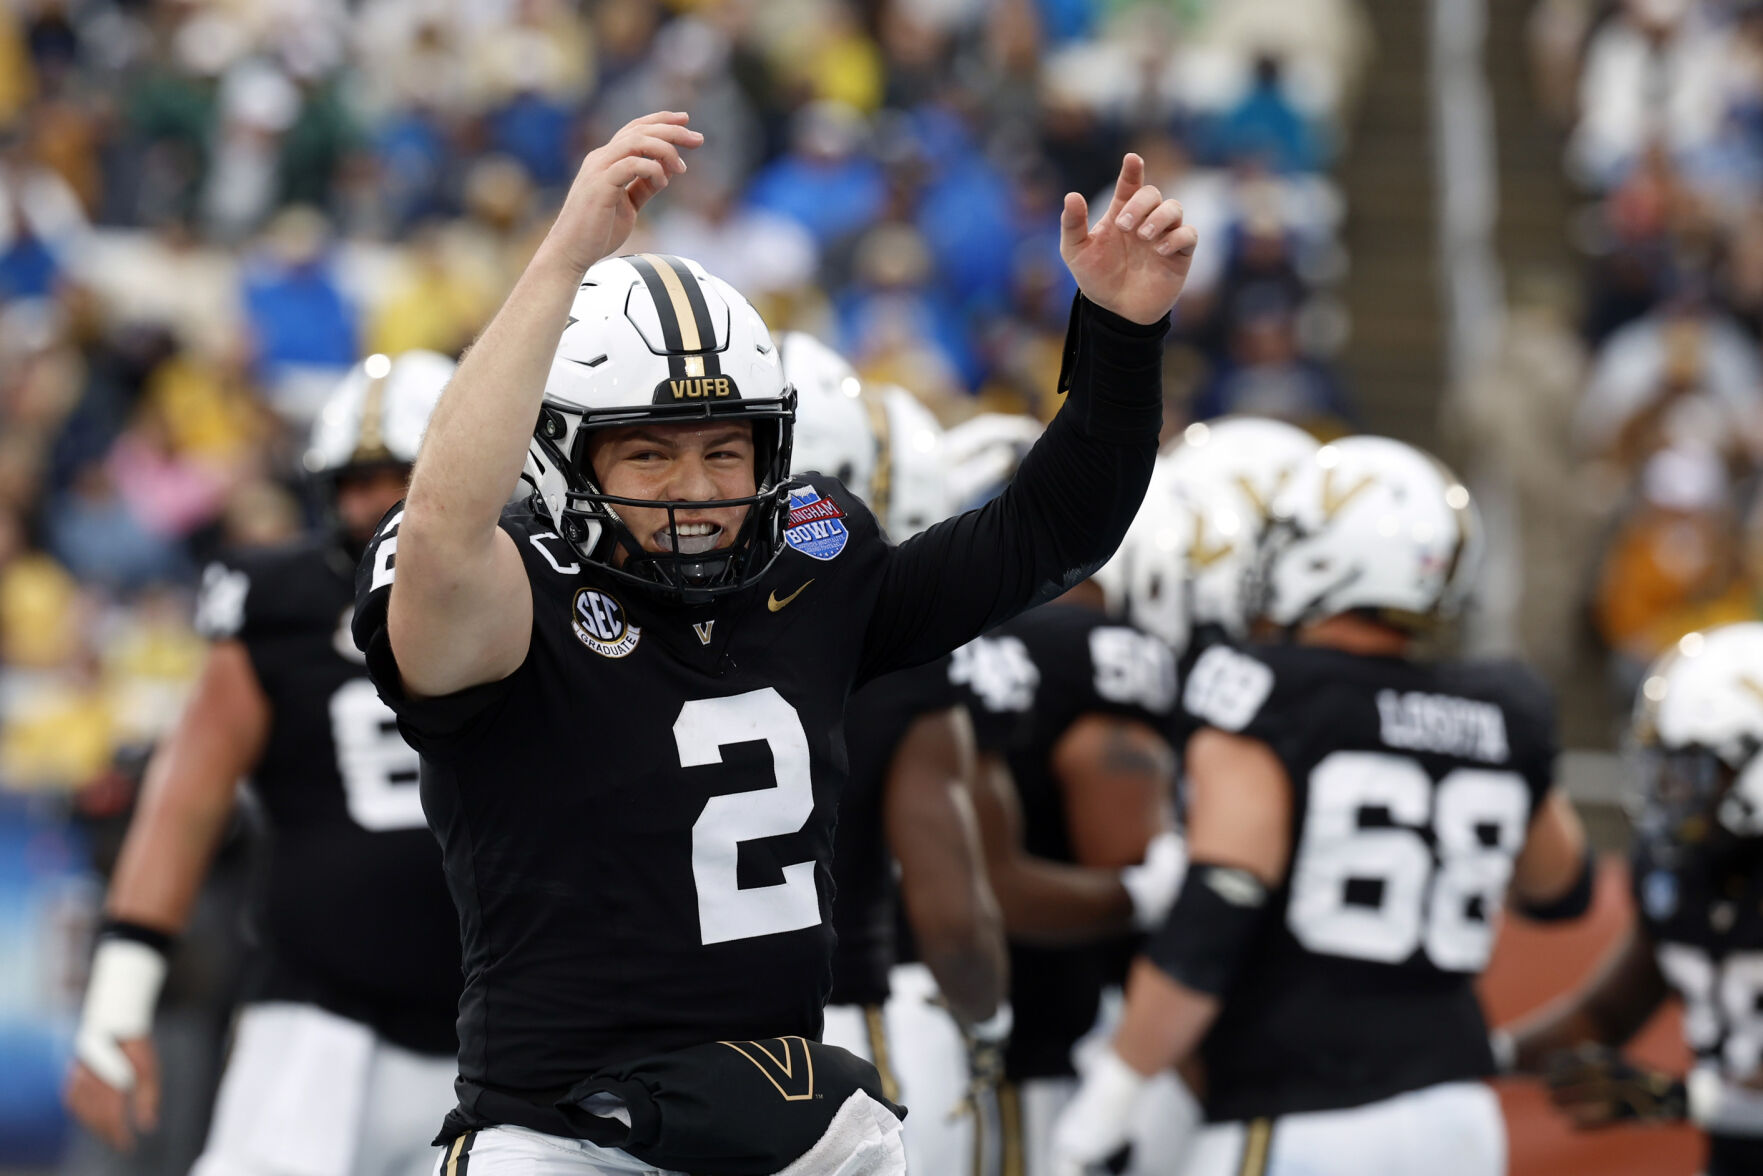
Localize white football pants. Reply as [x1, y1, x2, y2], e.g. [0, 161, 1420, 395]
[192, 1001, 458, 1176]
[1176, 1082, 1505, 1176]
[824, 963, 980, 1175]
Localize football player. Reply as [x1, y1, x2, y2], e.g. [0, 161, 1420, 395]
[959, 591, 1187, 1176]
[1502, 622, 1763, 1175]
[782, 331, 1010, 1176]
[351, 112, 1197, 1174]
[64, 352, 461, 1176]
[1052, 436, 1595, 1176]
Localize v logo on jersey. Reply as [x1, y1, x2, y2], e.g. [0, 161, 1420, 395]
[720, 1037, 816, 1101]
[693, 620, 715, 645]
[767, 580, 813, 612]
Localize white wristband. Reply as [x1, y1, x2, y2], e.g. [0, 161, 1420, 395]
[1121, 830, 1188, 931]
[1053, 1046, 1149, 1169]
[969, 1002, 1014, 1044]
[74, 938, 167, 1090]
[1488, 1030, 1516, 1075]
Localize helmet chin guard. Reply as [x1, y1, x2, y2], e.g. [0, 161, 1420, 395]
[523, 254, 798, 604]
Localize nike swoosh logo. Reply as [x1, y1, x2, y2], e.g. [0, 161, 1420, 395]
[767, 580, 813, 612]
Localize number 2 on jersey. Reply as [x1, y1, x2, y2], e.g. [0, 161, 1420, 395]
[1288, 751, 1530, 970]
[677, 688, 821, 946]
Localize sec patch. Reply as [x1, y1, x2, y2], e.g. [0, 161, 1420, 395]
[571, 588, 641, 658]
[784, 488, 849, 561]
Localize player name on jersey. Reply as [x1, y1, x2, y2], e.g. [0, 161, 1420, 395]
[1376, 690, 1511, 763]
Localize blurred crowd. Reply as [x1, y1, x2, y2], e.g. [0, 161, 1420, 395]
[1475, 0, 1763, 712]
[0, 0, 1371, 1163]
[0, 0, 1372, 801]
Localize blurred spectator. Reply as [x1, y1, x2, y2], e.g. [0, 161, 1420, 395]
[1593, 444, 1756, 673]
[746, 101, 888, 249]
[648, 177, 819, 316]
[1568, 0, 1732, 190]
[0, 126, 89, 299]
[1205, 55, 1329, 174]
[1189, 285, 1355, 432]
[239, 207, 358, 414]
[1574, 300, 1763, 469]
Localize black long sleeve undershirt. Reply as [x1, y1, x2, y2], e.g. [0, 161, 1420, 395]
[858, 297, 1167, 682]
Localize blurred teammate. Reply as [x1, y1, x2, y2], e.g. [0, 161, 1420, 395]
[351, 114, 1195, 1173]
[948, 415, 1189, 1176]
[65, 352, 461, 1176]
[1503, 622, 1763, 1176]
[782, 331, 1010, 1175]
[1053, 436, 1595, 1176]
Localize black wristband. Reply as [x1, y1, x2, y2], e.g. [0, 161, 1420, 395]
[1518, 849, 1595, 922]
[1143, 861, 1270, 997]
[99, 917, 176, 957]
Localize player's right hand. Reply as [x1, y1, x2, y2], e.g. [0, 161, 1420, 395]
[547, 112, 704, 274]
[64, 932, 170, 1150]
[1050, 1046, 1146, 1176]
[65, 1037, 161, 1151]
[1121, 829, 1187, 931]
[1543, 1044, 1687, 1128]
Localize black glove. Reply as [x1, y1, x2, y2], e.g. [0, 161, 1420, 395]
[1544, 1044, 1687, 1128]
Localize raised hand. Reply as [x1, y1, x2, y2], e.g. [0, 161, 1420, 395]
[1060, 154, 1199, 326]
[547, 112, 704, 274]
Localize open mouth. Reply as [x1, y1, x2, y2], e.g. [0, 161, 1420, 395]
[655, 521, 723, 556]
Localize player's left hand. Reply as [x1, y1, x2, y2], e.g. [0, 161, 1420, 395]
[1050, 1046, 1146, 1176]
[1060, 154, 1198, 326]
[1544, 1044, 1687, 1128]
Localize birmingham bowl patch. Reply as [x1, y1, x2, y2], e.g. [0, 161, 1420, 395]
[784, 488, 849, 561]
[571, 588, 642, 658]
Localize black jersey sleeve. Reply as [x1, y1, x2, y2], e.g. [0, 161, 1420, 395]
[350, 503, 527, 749]
[195, 543, 332, 660]
[855, 299, 1166, 682]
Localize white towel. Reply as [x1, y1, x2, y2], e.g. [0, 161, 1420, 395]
[770, 1089, 907, 1176]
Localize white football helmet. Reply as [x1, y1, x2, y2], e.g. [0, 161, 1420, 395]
[304, 349, 456, 476]
[1095, 475, 1201, 653]
[1161, 416, 1319, 633]
[781, 330, 878, 497]
[943, 413, 1044, 513]
[871, 385, 948, 539]
[1249, 435, 1481, 631]
[522, 253, 795, 602]
[1633, 624, 1763, 842]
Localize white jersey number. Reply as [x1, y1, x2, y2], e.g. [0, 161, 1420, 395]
[329, 678, 425, 831]
[1659, 944, 1763, 1080]
[950, 636, 1039, 713]
[1288, 751, 1530, 971]
[1089, 627, 1177, 713]
[678, 688, 821, 946]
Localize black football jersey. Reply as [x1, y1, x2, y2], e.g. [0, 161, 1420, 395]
[829, 655, 960, 1008]
[1180, 642, 1558, 1121]
[1633, 836, 1763, 1143]
[954, 603, 1179, 1080]
[194, 540, 460, 1054]
[355, 445, 1157, 1124]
